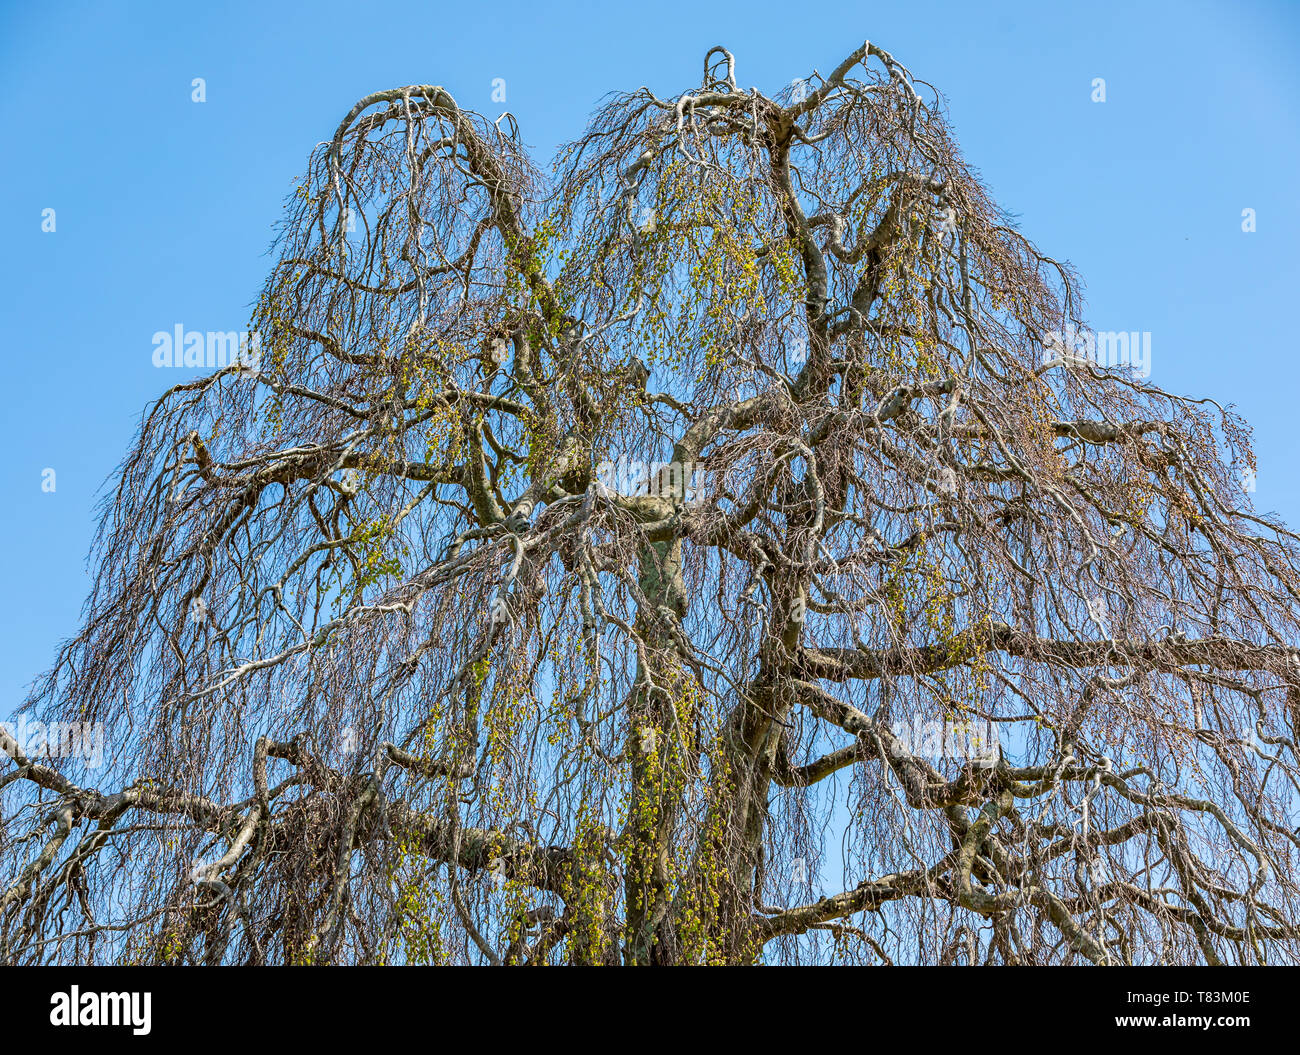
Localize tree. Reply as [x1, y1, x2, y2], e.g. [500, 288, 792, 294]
[5, 39, 1300, 967]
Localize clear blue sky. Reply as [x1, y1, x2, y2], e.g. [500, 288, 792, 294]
[2, 0, 1298, 711]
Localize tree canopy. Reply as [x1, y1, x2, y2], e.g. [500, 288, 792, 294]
[5, 40, 1300, 966]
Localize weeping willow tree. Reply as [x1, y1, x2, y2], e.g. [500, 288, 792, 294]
[5, 40, 1300, 967]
